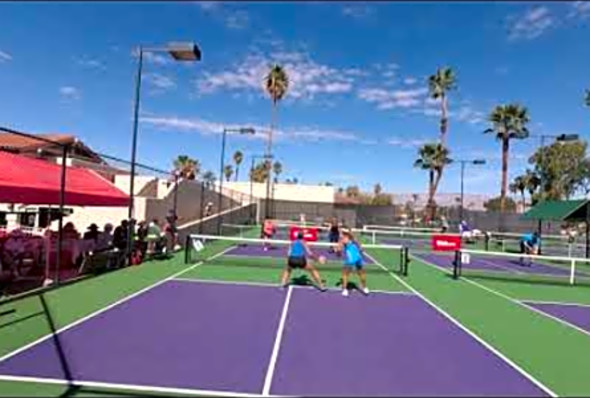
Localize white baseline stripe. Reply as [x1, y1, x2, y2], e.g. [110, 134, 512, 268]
[0, 374, 268, 398]
[262, 285, 293, 396]
[365, 251, 556, 397]
[0, 247, 235, 365]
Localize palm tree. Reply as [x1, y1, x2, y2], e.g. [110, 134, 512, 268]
[233, 150, 243, 181]
[202, 170, 216, 188]
[223, 164, 234, 182]
[484, 104, 530, 212]
[414, 143, 452, 220]
[373, 183, 383, 196]
[250, 162, 269, 183]
[272, 161, 283, 183]
[264, 64, 289, 216]
[428, 67, 456, 145]
[524, 169, 541, 205]
[509, 175, 526, 210]
[172, 155, 199, 180]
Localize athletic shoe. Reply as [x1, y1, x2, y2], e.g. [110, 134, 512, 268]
[319, 286, 327, 292]
[362, 287, 370, 296]
[341, 289, 349, 297]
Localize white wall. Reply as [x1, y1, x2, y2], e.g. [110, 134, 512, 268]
[221, 182, 335, 203]
[114, 175, 155, 196]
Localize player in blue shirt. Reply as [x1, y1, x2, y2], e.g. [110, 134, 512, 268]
[339, 231, 369, 297]
[520, 231, 540, 266]
[280, 232, 326, 291]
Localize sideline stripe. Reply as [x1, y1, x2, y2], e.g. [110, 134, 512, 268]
[365, 251, 556, 397]
[0, 374, 269, 397]
[262, 286, 293, 396]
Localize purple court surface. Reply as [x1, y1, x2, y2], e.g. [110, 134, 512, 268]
[0, 280, 546, 396]
[417, 252, 575, 277]
[524, 302, 590, 334]
[225, 244, 376, 264]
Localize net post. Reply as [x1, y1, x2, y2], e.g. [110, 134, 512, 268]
[372, 231, 376, 245]
[453, 250, 461, 279]
[570, 259, 576, 285]
[184, 235, 190, 264]
[484, 234, 489, 251]
[403, 246, 409, 276]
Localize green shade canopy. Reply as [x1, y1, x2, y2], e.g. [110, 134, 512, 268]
[522, 199, 589, 222]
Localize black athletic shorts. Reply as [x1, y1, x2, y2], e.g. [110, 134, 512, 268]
[288, 256, 307, 269]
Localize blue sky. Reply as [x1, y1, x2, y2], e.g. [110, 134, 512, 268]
[1, 1, 589, 196]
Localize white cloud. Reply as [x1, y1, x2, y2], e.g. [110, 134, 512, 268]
[508, 6, 554, 40]
[145, 73, 176, 92]
[568, 1, 590, 19]
[342, 4, 374, 19]
[196, 50, 355, 101]
[74, 56, 106, 70]
[59, 86, 81, 101]
[0, 50, 12, 62]
[196, 2, 250, 30]
[358, 87, 428, 109]
[453, 105, 486, 125]
[224, 10, 250, 29]
[132, 49, 171, 66]
[403, 77, 418, 85]
[196, 1, 219, 11]
[388, 136, 430, 149]
[140, 115, 369, 144]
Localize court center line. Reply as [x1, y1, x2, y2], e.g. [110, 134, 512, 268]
[172, 277, 415, 296]
[262, 285, 293, 396]
[0, 374, 270, 398]
[0, 246, 235, 365]
[417, 254, 590, 340]
[364, 251, 557, 398]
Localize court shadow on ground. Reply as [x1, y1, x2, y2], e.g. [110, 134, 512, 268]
[60, 386, 149, 397]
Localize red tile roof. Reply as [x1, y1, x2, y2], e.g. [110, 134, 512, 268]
[0, 133, 76, 151]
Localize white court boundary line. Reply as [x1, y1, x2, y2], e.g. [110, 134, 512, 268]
[0, 247, 235, 365]
[523, 299, 590, 308]
[415, 252, 590, 341]
[0, 374, 269, 397]
[172, 277, 415, 296]
[262, 285, 293, 396]
[364, 251, 557, 397]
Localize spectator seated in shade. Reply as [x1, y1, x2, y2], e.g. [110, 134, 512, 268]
[83, 224, 100, 242]
[95, 223, 114, 252]
[113, 220, 129, 251]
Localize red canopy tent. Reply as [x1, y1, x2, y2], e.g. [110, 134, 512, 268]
[0, 150, 128, 206]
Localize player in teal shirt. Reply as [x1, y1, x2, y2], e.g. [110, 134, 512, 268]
[339, 231, 369, 297]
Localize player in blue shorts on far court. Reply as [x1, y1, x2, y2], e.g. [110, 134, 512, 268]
[340, 230, 369, 297]
[280, 232, 327, 291]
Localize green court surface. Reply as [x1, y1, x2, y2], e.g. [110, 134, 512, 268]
[2, 236, 590, 396]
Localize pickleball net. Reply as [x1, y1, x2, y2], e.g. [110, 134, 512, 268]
[185, 234, 409, 276]
[452, 248, 590, 285]
[358, 228, 468, 251]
